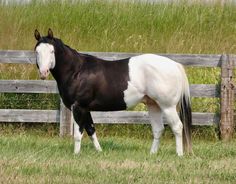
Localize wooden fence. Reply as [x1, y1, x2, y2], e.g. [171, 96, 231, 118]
[0, 50, 235, 139]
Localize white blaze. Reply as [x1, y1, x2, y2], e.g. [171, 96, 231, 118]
[35, 43, 55, 79]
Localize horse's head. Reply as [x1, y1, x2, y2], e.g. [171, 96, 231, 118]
[34, 28, 56, 80]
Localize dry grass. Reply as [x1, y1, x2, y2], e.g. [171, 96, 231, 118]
[0, 1, 236, 53]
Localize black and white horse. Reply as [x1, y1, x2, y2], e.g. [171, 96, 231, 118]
[34, 29, 192, 156]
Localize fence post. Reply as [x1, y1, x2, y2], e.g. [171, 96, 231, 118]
[59, 99, 73, 136]
[220, 54, 235, 141]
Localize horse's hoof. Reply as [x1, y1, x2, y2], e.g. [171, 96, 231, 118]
[96, 147, 102, 152]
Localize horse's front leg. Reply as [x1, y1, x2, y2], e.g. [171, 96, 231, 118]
[84, 112, 102, 152]
[72, 104, 84, 154]
[72, 104, 102, 153]
[73, 118, 83, 154]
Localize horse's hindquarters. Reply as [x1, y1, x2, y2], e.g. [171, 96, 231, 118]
[124, 54, 183, 108]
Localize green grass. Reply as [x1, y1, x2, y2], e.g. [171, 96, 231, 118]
[0, 1, 236, 53]
[0, 3, 235, 183]
[0, 133, 236, 184]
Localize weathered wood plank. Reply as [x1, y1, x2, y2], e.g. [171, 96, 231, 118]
[0, 80, 220, 97]
[0, 50, 35, 64]
[1, 50, 232, 67]
[0, 109, 59, 123]
[190, 84, 220, 97]
[60, 99, 73, 136]
[0, 58, 35, 64]
[191, 112, 219, 126]
[85, 52, 223, 67]
[220, 54, 235, 140]
[91, 111, 150, 124]
[0, 50, 35, 58]
[0, 80, 58, 93]
[92, 111, 218, 125]
[0, 109, 219, 126]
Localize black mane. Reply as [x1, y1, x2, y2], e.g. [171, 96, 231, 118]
[36, 36, 105, 63]
[35, 36, 66, 53]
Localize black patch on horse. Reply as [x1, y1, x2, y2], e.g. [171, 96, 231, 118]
[35, 33, 130, 111]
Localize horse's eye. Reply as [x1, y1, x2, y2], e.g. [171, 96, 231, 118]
[51, 50, 54, 53]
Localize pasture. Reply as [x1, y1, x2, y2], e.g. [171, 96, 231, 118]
[0, 130, 236, 184]
[0, 1, 236, 183]
[0, 1, 236, 53]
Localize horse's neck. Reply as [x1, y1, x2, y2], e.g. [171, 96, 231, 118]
[51, 47, 81, 84]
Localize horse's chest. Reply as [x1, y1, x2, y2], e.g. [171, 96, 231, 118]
[58, 85, 77, 109]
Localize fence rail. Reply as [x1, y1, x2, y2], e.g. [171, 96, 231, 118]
[0, 80, 220, 97]
[0, 50, 235, 139]
[0, 109, 218, 126]
[0, 50, 228, 67]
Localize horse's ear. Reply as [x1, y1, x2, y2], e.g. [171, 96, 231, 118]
[34, 29, 41, 41]
[48, 28, 53, 39]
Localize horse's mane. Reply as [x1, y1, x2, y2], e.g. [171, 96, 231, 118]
[36, 36, 102, 61]
[54, 38, 81, 57]
[64, 43, 103, 61]
[35, 36, 67, 53]
[64, 44, 80, 56]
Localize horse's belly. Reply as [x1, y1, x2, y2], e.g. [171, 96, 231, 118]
[88, 97, 127, 111]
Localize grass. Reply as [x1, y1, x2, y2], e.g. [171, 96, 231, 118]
[0, 0, 233, 144]
[0, 133, 236, 184]
[0, 1, 236, 53]
[0, 3, 235, 176]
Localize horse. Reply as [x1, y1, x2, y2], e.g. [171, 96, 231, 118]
[34, 28, 192, 156]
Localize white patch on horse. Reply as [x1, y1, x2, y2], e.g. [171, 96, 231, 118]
[73, 119, 83, 154]
[35, 43, 55, 79]
[124, 54, 183, 108]
[147, 100, 164, 154]
[124, 54, 187, 156]
[90, 133, 102, 152]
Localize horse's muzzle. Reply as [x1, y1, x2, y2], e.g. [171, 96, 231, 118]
[39, 70, 49, 80]
[40, 75, 47, 80]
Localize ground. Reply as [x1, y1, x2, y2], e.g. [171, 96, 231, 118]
[0, 133, 236, 184]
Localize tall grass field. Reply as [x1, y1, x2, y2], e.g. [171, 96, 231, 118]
[0, 1, 236, 53]
[0, 1, 236, 183]
[0, 1, 233, 108]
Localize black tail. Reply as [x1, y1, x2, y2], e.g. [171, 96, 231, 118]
[179, 94, 192, 154]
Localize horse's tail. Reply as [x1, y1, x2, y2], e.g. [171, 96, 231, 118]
[178, 64, 193, 154]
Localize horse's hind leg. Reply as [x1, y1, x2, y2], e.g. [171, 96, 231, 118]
[147, 99, 164, 154]
[162, 106, 183, 156]
[84, 112, 102, 152]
